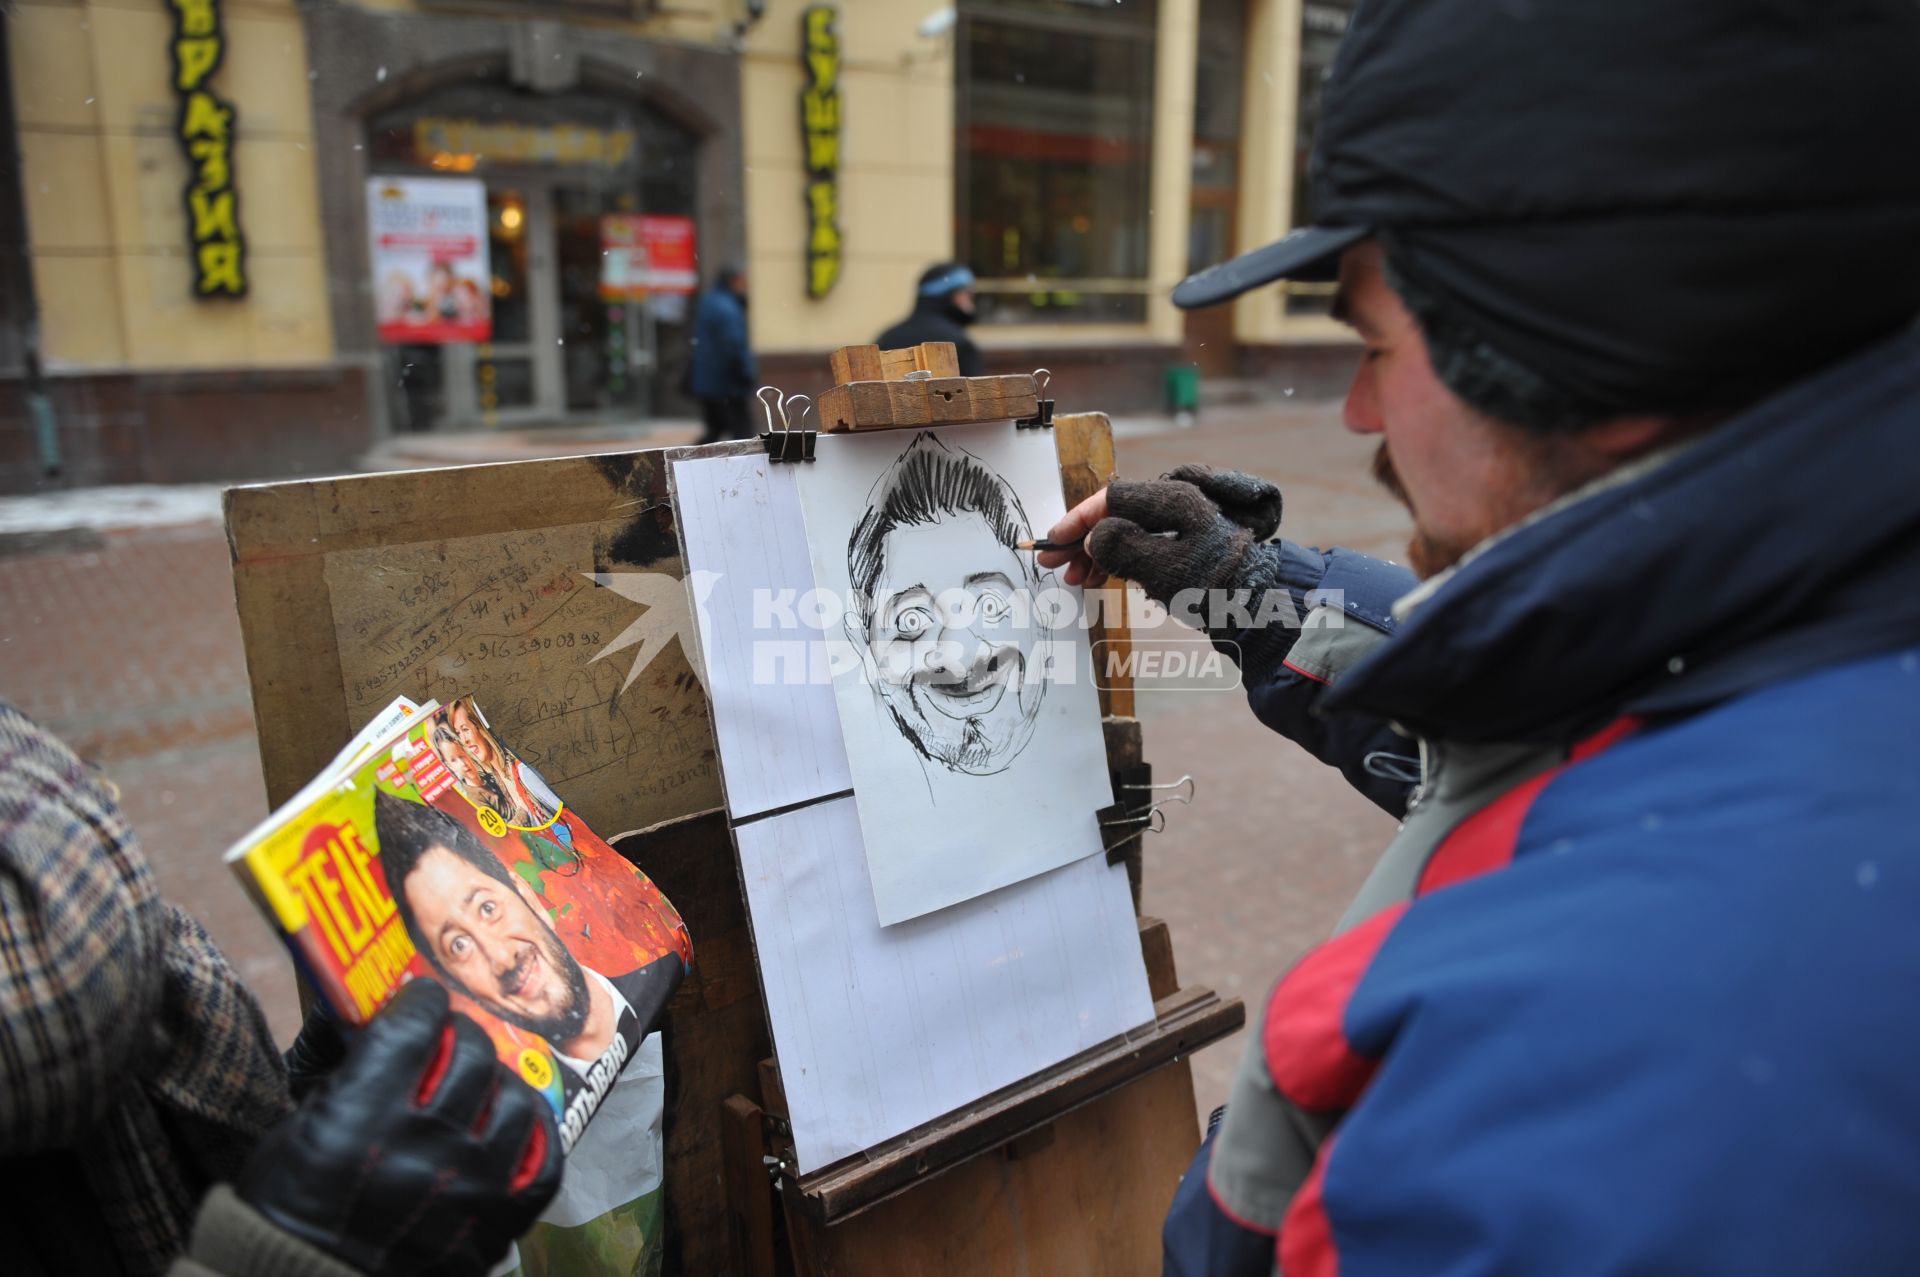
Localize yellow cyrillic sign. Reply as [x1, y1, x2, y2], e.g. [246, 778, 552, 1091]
[170, 0, 246, 298]
[802, 6, 842, 300]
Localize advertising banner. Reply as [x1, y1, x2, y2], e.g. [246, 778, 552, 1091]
[368, 177, 493, 345]
[600, 214, 698, 301]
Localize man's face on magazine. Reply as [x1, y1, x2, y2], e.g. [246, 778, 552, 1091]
[403, 844, 590, 1042]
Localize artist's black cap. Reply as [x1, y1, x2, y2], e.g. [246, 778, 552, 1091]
[1174, 0, 1920, 323]
[1173, 226, 1365, 307]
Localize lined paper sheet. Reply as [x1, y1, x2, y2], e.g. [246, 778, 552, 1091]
[735, 797, 1154, 1171]
[671, 452, 852, 818]
[671, 449, 1155, 1172]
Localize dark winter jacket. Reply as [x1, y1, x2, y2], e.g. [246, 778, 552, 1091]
[686, 286, 755, 400]
[876, 298, 984, 375]
[1165, 326, 1920, 1276]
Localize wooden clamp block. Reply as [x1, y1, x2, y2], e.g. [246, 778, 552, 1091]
[819, 342, 1038, 433]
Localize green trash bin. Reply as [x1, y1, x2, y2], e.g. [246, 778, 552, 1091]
[1164, 363, 1201, 414]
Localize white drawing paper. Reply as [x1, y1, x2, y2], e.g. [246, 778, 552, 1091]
[793, 422, 1116, 925]
[670, 448, 1155, 1173]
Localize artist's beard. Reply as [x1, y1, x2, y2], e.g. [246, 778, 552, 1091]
[1372, 444, 1469, 580]
[480, 924, 592, 1046]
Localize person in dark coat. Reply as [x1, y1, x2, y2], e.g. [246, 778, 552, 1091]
[686, 266, 756, 443]
[876, 262, 984, 375]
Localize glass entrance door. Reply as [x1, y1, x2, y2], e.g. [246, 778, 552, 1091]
[554, 188, 662, 418]
[440, 187, 565, 426]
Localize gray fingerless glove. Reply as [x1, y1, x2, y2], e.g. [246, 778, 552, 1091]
[1165, 464, 1282, 540]
[1087, 466, 1283, 606]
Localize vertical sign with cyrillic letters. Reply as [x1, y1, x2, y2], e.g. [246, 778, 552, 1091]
[801, 6, 842, 300]
[170, 0, 247, 298]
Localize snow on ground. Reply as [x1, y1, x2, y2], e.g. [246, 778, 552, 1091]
[0, 484, 225, 534]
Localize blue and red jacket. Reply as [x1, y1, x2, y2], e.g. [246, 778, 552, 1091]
[1166, 327, 1920, 1276]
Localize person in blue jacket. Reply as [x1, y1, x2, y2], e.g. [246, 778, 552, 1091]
[686, 265, 756, 444]
[1040, 1, 1920, 1273]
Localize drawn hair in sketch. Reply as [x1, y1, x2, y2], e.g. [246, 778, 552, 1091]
[845, 432, 1055, 777]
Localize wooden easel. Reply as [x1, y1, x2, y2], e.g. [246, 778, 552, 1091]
[224, 343, 1242, 1276]
[706, 344, 1242, 1274]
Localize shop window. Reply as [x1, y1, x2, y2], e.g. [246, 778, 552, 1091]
[956, 0, 1158, 325]
[1187, 0, 1246, 278]
[1285, 0, 1354, 318]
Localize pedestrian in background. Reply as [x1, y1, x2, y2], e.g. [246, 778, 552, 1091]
[878, 262, 984, 376]
[687, 265, 756, 443]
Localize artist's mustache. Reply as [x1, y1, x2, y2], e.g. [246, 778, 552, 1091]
[1371, 443, 1411, 508]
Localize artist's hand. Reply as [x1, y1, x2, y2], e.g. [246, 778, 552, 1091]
[238, 979, 563, 1277]
[1037, 465, 1283, 608]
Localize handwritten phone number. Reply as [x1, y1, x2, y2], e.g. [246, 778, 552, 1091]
[458, 632, 604, 662]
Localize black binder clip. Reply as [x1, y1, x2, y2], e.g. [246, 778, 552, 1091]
[758, 387, 818, 463]
[1099, 768, 1194, 864]
[1015, 368, 1055, 430]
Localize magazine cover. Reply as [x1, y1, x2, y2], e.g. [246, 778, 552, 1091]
[228, 695, 692, 1154]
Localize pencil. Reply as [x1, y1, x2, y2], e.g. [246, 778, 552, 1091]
[1017, 537, 1083, 553]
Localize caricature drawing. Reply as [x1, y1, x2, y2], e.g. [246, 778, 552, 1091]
[844, 432, 1055, 778]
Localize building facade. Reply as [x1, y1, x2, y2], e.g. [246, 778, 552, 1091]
[1, 0, 1354, 493]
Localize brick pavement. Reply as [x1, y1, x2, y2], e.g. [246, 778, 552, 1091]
[0, 397, 1412, 1119]
[1116, 403, 1409, 1116]
[0, 520, 300, 1038]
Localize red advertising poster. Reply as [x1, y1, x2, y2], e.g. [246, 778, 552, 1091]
[367, 177, 493, 345]
[600, 214, 699, 301]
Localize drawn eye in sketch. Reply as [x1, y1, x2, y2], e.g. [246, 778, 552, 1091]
[845, 432, 1056, 777]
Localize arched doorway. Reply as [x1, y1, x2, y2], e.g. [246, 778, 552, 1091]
[366, 80, 699, 432]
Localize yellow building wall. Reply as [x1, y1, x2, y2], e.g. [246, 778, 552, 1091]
[10, 0, 1326, 376]
[11, 0, 339, 371]
[739, 0, 954, 355]
[1234, 0, 1353, 347]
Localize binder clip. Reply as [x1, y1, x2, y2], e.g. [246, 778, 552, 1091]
[759, 386, 818, 463]
[1099, 767, 1191, 862]
[1100, 804, 1165, 861]
[1015, 368, 1055, 430]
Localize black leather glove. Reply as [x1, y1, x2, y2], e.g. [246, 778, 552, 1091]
[283, 995, 348, 1102]
[238, 979, 563, 1277]
[1086, 465, 1284, 611]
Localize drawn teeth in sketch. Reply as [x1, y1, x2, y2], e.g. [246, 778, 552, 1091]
[845, 432, 1054, 778]
[920, 648, 1013, 718]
